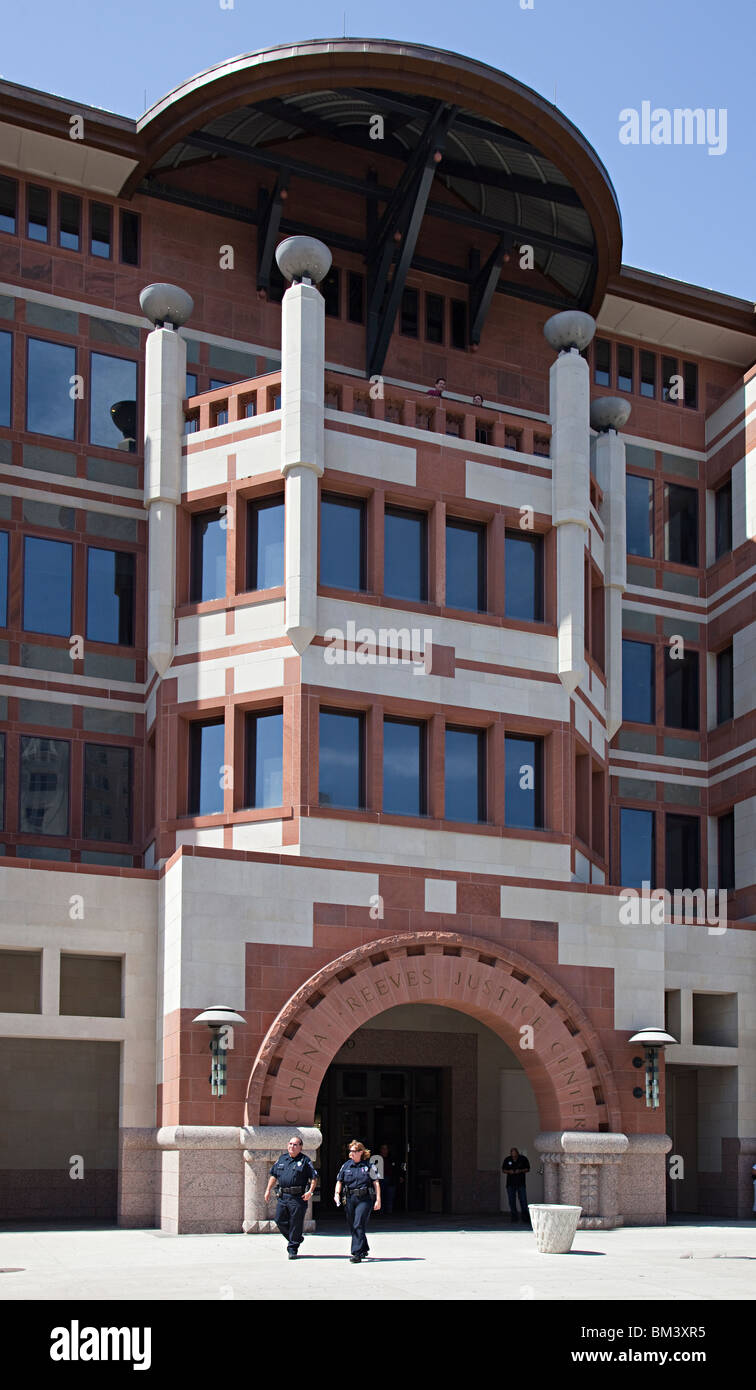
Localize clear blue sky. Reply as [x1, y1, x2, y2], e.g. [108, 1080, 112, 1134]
[2, 0, 752, 300]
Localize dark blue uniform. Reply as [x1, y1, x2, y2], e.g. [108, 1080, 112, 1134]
[270, 1152, 317, 1255]
[337, 1158, 376, 1259]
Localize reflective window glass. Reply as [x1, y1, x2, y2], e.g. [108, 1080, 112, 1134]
[665, 484, 698, 565]
[622, 640, 655, 723]
[90, 352, 138, 449]
[19, 736, 69, 835]
[319, 710, 364, 809]
[245, 710, 283, 808]
[120, 210, 140, 266]
[188, 720, 224, 815]
[385, 506, 427, 602]
[90, 203, 112, 258]
[505, 532, 543, 621]
[665, 814, 700, 893]
[626, 474, 654, 557]
[620, 807, 655, 888]
[716, 646, 734, 725]
[247, 496, 284, 591]
[446, 519, 485, 612]
[505, 734, 543, 828]
[190, 510, 226, 602]
[383, 718, 425, 816]
[0, 176, 17, 234]
[715, 479, 732, 559]
[26, 338, 76, 439]
[23, 536, 72, 635]
[0, 530, 7, 627]
[0, 329, 10, 427]
[27, 186, 49, 242]
[83, 743, 131, 842]
[86, 548, 135, 645]
[321, 495, 366, 591]
[664, 649, 699, 730]
[445, 726, 485, 823]
[58, 194, 81, 251]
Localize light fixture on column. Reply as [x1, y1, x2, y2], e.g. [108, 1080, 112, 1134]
[629, 1027, 677, 1109]
[589, 397, 632, 432]
[543, 309, 596, 354]
[193, 1005, 246, 1097]
[275, 235, 332, 286]
[139, 282, 194, 329]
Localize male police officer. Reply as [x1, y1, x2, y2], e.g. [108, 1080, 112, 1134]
[264, 1136, 317, 1259]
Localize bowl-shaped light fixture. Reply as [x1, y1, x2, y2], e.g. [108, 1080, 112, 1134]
[543, 309, 596, 353]
[275, 236, 332, 285]
[139, 283, 194, 328]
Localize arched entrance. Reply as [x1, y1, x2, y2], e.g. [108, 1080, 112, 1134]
[245, 933, 621, 1135]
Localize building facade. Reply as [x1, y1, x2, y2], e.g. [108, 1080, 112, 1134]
[0, 40, 754, 1231]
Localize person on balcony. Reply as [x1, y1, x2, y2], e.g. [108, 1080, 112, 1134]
[427, 376, 446, 397]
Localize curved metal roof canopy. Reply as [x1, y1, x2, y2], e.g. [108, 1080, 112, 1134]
[131, 39, 622, 375]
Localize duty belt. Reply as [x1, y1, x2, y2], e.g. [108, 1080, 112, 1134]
[280, 1186, 306, 1195]
[348, 1186, 371, 1199]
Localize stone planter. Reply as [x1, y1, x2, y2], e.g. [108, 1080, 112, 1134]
[529, 1204, 582, 1253]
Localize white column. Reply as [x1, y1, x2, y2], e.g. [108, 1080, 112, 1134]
[144, 326, 185, 677]
[280, 280, 325, 653]
[40, 947, 60, 1015]
[595, 429, 627, 738]
[550, 348, 590, 693]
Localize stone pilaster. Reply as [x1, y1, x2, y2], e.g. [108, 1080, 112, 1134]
[143, 325, 186, 677]
[548, 346, 591, 693]
[280, 279, 325, 653]
[535, 1131, 628, 1229]
[595, 422, 629, 739]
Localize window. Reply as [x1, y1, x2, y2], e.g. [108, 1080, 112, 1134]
[620, 807, 655, 888]
[90, 202, 112, 258]
[0, 329, 10, 427]
[319, 710, 364, 809]
[683, 361, 698, 410]
[320, 494, 366, 591]
[190, 510, 226, 602]
[664, 649, 699, 730]
[27, 185, 49, 242]
[617, 344, 633, 393]
[245, 709, 283, 808]
[0, 733, 3, 830]
[640, 350, 656, 399]
[425, 293, 444, 344]
[120, 210, 140, 266]
[247, 496, 284, 591]
[26, 338, 76, 438]
[186, 372, 198, 398]
[0, 530, 7, 627]
[321, 266, 340, 317]
[400, 287, 419, 337]
[384, 507, 427, 602]
[347, 271, 365, 324]
[451, 300, 467, 351]
[86, 548, 135, 645]
[715, 478, 732, 559]
[661, 356, 679, 403]
[23, 536, 73, 636]
[19, 736, 69, 835]
[90, 352, 138, 449]
[505, 531, 543, 621]
[445, 726, 485, 823]
[665, 814, 700, 893]
[594, 338, 611, 386]
[383, 718, 426, 817]
[58, 193, 81, 251]
[622, 640, 655, 723]
[665, 484, 698, 566]
[83, 744, 131, 842]
[626, 474, 654, 557]
[718, 810, 735, 891]
[716, 646, 734, 724]
[446, 518, 485, 612]
[188, 719, 225, 815]
[505, 734, 543, 828]
[588, 569, 605, 671]
[0, 175, 17, 233]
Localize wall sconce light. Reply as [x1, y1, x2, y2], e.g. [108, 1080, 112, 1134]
[192, 1005, 246, 1096]
[629, 1027, 677, 1109]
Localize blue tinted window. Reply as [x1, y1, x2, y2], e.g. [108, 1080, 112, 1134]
[505, 532, 543, 621]
[0, 330, 11, 427]
[0, 176, 16, 233]
[248, 497, 284, 590]
[83, 743, 131, 842]
[445, 727, 485, 822]
[626, 474, 654, 558]
[186, 373, 198, 397]
[27, 186, 49, 242]
[622, 640, 655, 723]
[385, 506, 427, 602]
[190, 510, 226, 602]
[446, 520, 485, 611]
[321, 495, 365, 591]
[19, 736, 70, 835]
[505, 734, 543, 828]
[90, 203, 112, 259]
[87, 548, 135, 645]
[620, 807, 655, 888]
[319, 710, 363, 808]
[90, 352, 138, 449]
[0, 531, 7, 627]
[246, 710, 283, 808]
[23, 536, 72, 635]
[383, 719, 425, 816]
[58, 194, 81, 251]
[27, 338, 76, 439]
[189, 720, 225, 815]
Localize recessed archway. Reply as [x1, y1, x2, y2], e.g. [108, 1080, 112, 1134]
[245, 932, 621, 1132]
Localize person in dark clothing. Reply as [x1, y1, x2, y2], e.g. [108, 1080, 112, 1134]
[335, 1139, 381, 1262]
[502, 1146, 530, 1223]
[264, 1135, 317, 1258]
[427, 376, 446, 397]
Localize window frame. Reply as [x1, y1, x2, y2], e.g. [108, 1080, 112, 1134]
[384, 504, 428, 604]
[190, 507, 227, 604]
[444, 724, 487, 824]
[320, 492, 367, 593]
[244, 707, 284, 810]
[247, 492, 285, 593]
[188, 717, 225, 816]
[318, 707, 366, 810]
[83, 742, 132, 843]
[445, 516, 486, 613]
[382, 715, 427, 818]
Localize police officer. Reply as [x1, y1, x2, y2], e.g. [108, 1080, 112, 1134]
[334, 1139, 381, 1263]
[264, 1135, 317, 1259]
[501, 1146, 530, 1223]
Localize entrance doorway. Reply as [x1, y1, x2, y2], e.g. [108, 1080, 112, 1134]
[315, 1064, 448, 1213]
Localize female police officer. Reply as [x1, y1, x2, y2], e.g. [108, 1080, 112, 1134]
[334, 1140, 381, 1263]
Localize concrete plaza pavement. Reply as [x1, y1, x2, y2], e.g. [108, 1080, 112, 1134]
[0, 1217, 754, 1301]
